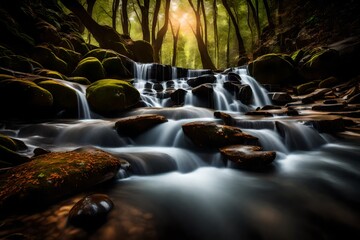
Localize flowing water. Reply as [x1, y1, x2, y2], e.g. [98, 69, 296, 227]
[1, 64, 360, 239]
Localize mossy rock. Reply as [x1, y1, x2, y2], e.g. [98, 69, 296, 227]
[86, 79, 140, 115]
[35, 69, 66, 80]
[37, 80, 78, 110]
[300, 48, 340, 80]
[0, 133, 17, 151]
[83, 48, 119, 61]
[52, 46, 81, 73]
[0, 55, 43, 73]
[248, 53, 296, 85]
[128, 40, 154, 63]
[67, 76, 91, 85]
[31, 46, 68, 74]
[0, 79, 53, 116]
[0, 148, 124, 212]
[318, 76, 341, 88]
[102, 56, 132, 79]
[72, 57, 105, 82]
[291, 49, 305, 65]
[296, 81, 318, 95]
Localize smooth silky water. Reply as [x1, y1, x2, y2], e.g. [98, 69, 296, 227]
[0, 64, 359, 240]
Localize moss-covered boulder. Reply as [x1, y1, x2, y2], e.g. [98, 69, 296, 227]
[0, 133, 29, 167]
[52, 46, 81, 73]
[102, 56, 133, 79]
[300, 48, 340, 80]
[182, 121, 259, 148]
[0, 79, 53, 117]
[248, 53, 297, 85]
[83, 48, 119, 61]
[86, 79, 140, 115]
[72, 57, 105, 82]
[128, 40, 154, 63]
[67, 76, 91, 85]
[0, 148, 124, 212]
[35, 69, 66, 80]
[37, 80, 78, 110]
[318, 76, 341, 88]
[31, 46, 68, 74]
[0, 55, 43, 73]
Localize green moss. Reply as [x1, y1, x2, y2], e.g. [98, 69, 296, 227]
[37, 80, 78, 110]
[83, 48, 119, 61]
[67, 76, 91, 85]
[296, 81, 317, 95]
[31, 46, 68, 74]
[86, 79, 140, 115]
[291, 49, 305, 64]
[35, 69, 66, 80]
[0, 133, 17, 151]
[318, 76, 341, 88]
[0, 74, 15, 81]
[72, 57, 105, 82]
[0, 79, 53, 110]
[52, 46, 81, 73]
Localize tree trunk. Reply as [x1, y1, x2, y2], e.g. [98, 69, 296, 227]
[112, 0, 120, 30]
[189, 0, 216, 70]
[121, 0, 130, 35]
[226, 16, 231, 67]
[213, 0, 219, 68]
[200, 0, 208, 46]
[153, 0, 171, 63]
[246, 0, 261, 41]
[136, 0, 150, 42]
[263, 0, 275, 30]
[221, 0, 246, 57]
[86, 0, 96, 43]
[170, 19, 180, 66]
[151, 0, 161, 46]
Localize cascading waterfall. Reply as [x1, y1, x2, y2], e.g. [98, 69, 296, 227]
[1, 62, 359, 240]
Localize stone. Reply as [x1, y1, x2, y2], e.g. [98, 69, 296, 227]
[115, 114, 168, 136]
[307, 117, 355, 133]
[348, 93, 360, 104]
[182, 121, 258, 148]
[312, 103, 346, 111]
[170, 88, 187, 105]
[0, 148, 124, 212]
[192, 83, 214, 97]
[72, 57, 105, 82]
[86, 79, 140, 115]
[219, 145, 276, 169]
[214, 111, 236, 126]
[102, 56, 133, 79]
[227, 72, 242, 83]
[270, 92, 293, 105]
[237, 84, 253, 104]
[318, 76, 341, 88]
[68, 193, 114, 229]
[187, 74, 216, 87]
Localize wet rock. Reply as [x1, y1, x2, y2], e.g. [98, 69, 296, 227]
[68, 193, 114, 230]
[102, 56, 133, 79]
[86, 79, 140, 115]
[245, 111, 273, 117]
[318, 76, 341, 88]
[153, 83, 164, 91]
[348, 93, 360, 104]
[237, 84, 253, 104]
[261, 105, 282, 110]
[285, 108, 299, 116]
[312, 103, 346, 111]
[301, 88, 332, 103]
[214, 111, 236, 126]
[182, 121, 258, 148]
[0, 148, 124, 212]
[307, 117, 355, 133]
[227, 72, 242, 83]
[72, 57, 105, 82]
[323, 99, 338, 104]
[187, 74, 216, 87]
[170, 88, 187, 105]
[270, 92, 293, 105]
[115, 114, 168, 136]
[128, 40, 154, 63]
[0, 144, 29, 168]
[219, 145, 276, 169]
[192, 83, 214, 97]
[223, 81, 241, 92]
[248, 53, 296, 85]
[296, 81, 318, 95]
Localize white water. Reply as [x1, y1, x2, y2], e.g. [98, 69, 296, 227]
[1, 63, 360, 240]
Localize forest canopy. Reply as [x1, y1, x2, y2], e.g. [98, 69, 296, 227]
[61, 0, 276, 69]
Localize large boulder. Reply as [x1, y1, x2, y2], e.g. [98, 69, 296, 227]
[72, 57, 106, 83]
[248, 53, 296, 85]
[37, 80, 78, 111]
[219, 145, 276, 169]
[0, 79, 53, 118]
[115, 114, 168, 136]
[187, 74, 216, 88]
[31, 46, 68, 74]
[127, 40, 154, 63]
[182, 121, 259, 148]
[86, 79, 140, 115]
[102, 56, 133, 79]
[0, 148, 124, 212]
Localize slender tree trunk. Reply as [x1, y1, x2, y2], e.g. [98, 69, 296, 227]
[189, 0, 216, 70]
[200, 0, 208, 46]
[246, 1, 255, 50]
[213, 0, 219, 68]
[86, 0, 96, 43]
[263, 0, 275, 30]
[170, 19, 180, 66]
[136, 0, 150, 42]
[121, 0, 130, 35]
[226, 16, 230, 67]
[112, 0, 120, 30]
[153, 0, 171, 63]
[221, 0, 246, 57]
[246, 0, 261, 41]
[152, 0, 161, 45]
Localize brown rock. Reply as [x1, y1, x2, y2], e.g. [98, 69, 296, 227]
[115, 114, 168, 136]
[182, 121, 258, 148]
[219, 145, 276, 168]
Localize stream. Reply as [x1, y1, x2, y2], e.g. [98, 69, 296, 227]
[1, 65, 360, 240]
